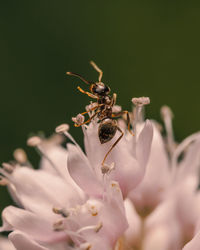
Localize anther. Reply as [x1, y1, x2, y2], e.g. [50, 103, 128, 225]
[55, 124, 70, 134]
[53, 220, 64, 231]
[13, 148, 27, 164]
[2, 163, 15, 174]
[77, 222, 103, 234]
[87, 204, 98, 217]
[101, 162, 115, 174]
[52, 207, 70, 218]
[27, 136, 42, 147]
[72, 114, 85, 126]
[80, 243, 92, 250]
[95, 222, 103, 233]
[112, 105, 122, 113]
[132, 97, 150, 106]
[0, 176, 9, 186]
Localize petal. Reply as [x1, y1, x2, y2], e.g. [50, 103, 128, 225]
[67, 143, 103, 197]
[9, 231, 48, 250]
[0, 206, 66, 243]
[143, 226, 170, 250]
[173, 177, 200, 239]
[40, 145, 69, 180]
[124, 198, 141, 247]
[183, 231, 200, 250]
[98, 182, 128, 246]
[11, 167, 83, 218]
[83, 121, 153, 196]
[175, 137, 200, 181]
[0, 236, 15, 250]
[136, 120, 154, 170]
[145, 199, 182, 250]
[129, 123, 170, 212]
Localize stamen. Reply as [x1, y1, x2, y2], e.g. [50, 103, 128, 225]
[132, 97, 150, 106]
[55, 124, 70, 134]
[53, 220, 64, 231]
[0, 176, 9, 186]
[160, 105, 176, 157]
[27, 136, 61, 176]
[171, 132, 200, 180]
[52, 207, 70, 218]
[72, 114, 85, 126]
[87, 204, 98, 216]
[132, 97, 150, 137]
[56, 124, 86, 158]
[101, 162, 115, 175]
[13, 148, 27, 164]
[112, 105, 122, 113]
[27, 136, 42, 147]
[76, 222, 103, 234]
[2, 162, 15, 174]
[80, 243, 92, 250]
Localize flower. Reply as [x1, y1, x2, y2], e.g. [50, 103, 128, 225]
[0, 96, 200, 250]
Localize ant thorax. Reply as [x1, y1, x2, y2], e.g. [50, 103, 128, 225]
[98, 95, 112, 105]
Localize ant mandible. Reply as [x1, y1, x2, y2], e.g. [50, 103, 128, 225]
[66, 61, 134, 168]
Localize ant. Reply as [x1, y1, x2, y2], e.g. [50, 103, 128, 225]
[66, 61, 134, 168]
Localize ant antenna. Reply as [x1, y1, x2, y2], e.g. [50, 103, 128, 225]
[90, 61, 103, 82]
[66, 72, 90, 85]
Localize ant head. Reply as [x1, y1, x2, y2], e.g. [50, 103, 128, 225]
[66, 72, 110, 96]
[90, 82, 110, 96]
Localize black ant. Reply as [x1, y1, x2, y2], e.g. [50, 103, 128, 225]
[66, 61, 134, 168]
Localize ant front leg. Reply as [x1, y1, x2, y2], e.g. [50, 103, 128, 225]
[80, 103, 99, 116]
[77, 86, 97, 99]
[102, 126, 124, 167]
[112, 111, 134, 136]
[80, 103, 104, 116]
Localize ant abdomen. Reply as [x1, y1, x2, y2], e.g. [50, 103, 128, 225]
[98, 119, 117, 144]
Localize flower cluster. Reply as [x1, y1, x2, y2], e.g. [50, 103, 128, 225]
[0, 97, 200, 250]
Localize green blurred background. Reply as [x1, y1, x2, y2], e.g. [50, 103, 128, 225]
[0, 1, 200, 214]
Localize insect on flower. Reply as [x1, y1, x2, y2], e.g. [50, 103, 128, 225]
[66, 61, 134, 167]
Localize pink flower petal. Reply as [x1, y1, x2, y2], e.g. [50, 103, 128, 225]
[67, 143, 103, 197]
[124, 198, 141, 247]
[129, 123, 170, 211]
[0, 236, 15, 250]
[0, 206, 66, 243]
[11, 167, 83, 219]
[136, 120, 154, 170]
[9, 231, 48, 250]
[183, 231, 200, 250]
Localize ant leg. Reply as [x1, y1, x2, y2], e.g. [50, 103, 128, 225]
[74, 110, 100, 127]
[90, 61, 103, 82]
[77, 86, 97, 99]
[80, 104, 99, 116]
[102, 126, 124, 167]
[80, 103, 104, 115]
[112, 111, 134, 136]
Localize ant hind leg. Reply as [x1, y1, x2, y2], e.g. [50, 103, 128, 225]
[101, 126, 124, 167]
